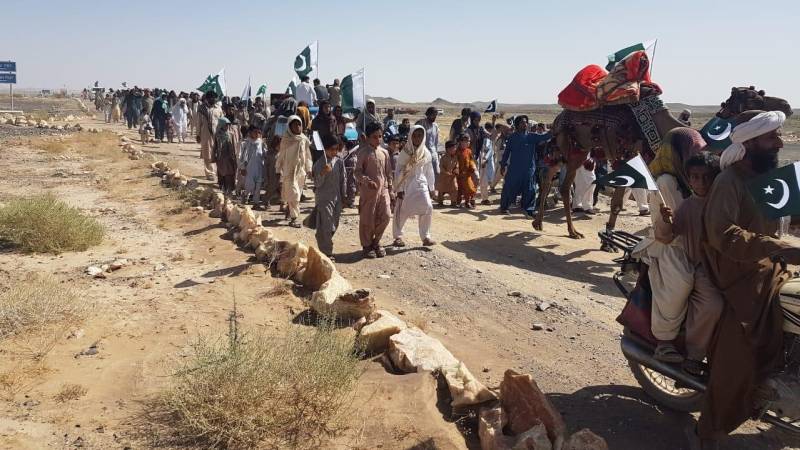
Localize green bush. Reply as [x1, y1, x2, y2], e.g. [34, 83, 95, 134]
[0, 194, 104, 253]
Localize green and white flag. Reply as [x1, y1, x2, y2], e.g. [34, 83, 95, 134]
[606, 39, 657, 71]
[595, 155, 658, 190]
[286, 74, 300, 96]
[197, 69, 226, 98]
[700, 116, 733, 150]
[294, 41, 318, 79]
[748, 162, 800, 219]
[340, 68, 365, 114]
[256, 84, 267, 97]
[241, 76, 252, 102]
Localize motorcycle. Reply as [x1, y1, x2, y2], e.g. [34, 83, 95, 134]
[599, 229, 800, 434]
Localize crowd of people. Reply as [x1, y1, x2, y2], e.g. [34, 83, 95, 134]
[84, 78, 798, 449]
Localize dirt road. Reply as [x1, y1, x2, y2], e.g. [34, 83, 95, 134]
[1, 113, 798, 449]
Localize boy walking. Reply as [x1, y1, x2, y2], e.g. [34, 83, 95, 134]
[312, 135, 347, 257]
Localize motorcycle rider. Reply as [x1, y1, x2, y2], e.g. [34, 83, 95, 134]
[694, 110, 796, 449]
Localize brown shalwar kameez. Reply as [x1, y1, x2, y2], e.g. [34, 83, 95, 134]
[699, 162, 792, 439]
[355, 143, 392, 249]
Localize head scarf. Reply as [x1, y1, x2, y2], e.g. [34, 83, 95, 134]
[395, 125, 430, 189]
[719, 110, 786, 170]
[649, 127, 706, 190]
[283, 115, 305, 144]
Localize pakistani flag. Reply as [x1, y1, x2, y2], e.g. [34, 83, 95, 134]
[595, 155, 658, 189]
[197, 69, 226, 98]
[294, 41, 318, 78]
[286, 74, 300, 96]
[748, 162, 800, 219]
[485, 99, 497, 113]
[606, 39, 657, 71]
[256, 84, 267, 98]
[241, 76, 252, 102]
[341, 68, 365, 114]
[700, 116, 733, 150]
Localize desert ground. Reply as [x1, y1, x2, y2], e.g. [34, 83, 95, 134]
[1, 96, 799, 450]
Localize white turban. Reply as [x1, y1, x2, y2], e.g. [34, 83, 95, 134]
[719, 110, 786, 170]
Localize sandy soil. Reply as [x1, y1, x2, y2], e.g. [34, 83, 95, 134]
[0, 110, 798, 449]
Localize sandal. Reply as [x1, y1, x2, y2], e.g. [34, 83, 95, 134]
[654, 342, 684, 363]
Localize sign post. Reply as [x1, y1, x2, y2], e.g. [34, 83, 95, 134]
[0, 61, 17, 111]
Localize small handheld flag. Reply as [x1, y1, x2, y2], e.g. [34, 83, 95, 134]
[595, 155, 658, 190]
[606, 39, 657, 71]
[312, 131, 324, 153]
[241, 76, 252, 102]
[294, 41, 318, 78]
[700, 116, 733, 150]
[748, 162, 800, 219]
[485, 99, 497, 113]
[256, 84, 267, 97]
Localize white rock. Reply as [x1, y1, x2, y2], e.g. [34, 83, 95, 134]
[85, 266, 106, 278]
[247, 227, 274, 250]
[444, 362, 498, 407]
[356, 310, 407, 354]
[108, 258, 128, 271]
[301, 246, 336, 290]
[387, 327, 459, 374]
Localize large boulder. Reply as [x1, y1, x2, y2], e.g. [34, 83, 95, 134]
[255, 242, 279, 263]
[238, 206, 261, 231]
[387, 327, 459, 374]
[444, 362, 497, 408]
[302, 246, 336, 290]
[563, 430, 607, 450]
[500, 370, 566, 450]
[356, 310, 407, 354]
[227, 205, 242, 227]
[479, 405, 552, 450]
[275, 241, 308, 278]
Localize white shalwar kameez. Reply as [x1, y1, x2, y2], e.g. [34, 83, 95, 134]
[393, 126, 435, 242]
[572, 158, 596, 211]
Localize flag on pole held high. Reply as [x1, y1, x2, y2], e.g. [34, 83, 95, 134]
[699, 116, 733, 149]
[485, 99, 497, 113]
[748, 162, 800, 219]
[197, 69, 226, 98]
[594, 155, 658, 190]
[241, 76, 252, 102]
[256, 84, 267, 98]
[294, 41, 318, 79]
[341, 68, 365, 114]
[605, 39, 657, 71]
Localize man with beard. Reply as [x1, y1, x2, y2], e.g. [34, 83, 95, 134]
[415, 107, 441, 180]
[357, 99, 380, 135]
[695, 110, 798, 449]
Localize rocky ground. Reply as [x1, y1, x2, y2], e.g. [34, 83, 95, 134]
[0, 102, 798, 449]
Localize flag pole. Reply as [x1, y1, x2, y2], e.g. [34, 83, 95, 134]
[650, 39, 658, 77]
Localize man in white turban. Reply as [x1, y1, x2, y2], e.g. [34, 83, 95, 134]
[695, 109, 796, 447]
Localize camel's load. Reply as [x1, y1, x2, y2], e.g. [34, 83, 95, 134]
[558, 50, 660, 112]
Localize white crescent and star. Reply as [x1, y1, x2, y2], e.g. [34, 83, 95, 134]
[766, 179, 790, 209]
[608, 175, 635, 187]
[295, 55, 309, 72]
[706, 122, 732, 141]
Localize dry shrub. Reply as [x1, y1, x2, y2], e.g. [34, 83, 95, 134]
[0, 194, 104, 253]
[148, 319, 363, 449]
[0, 273, 85, 340]
[35, 138, 69, 153]
[54, 383, 88, 403]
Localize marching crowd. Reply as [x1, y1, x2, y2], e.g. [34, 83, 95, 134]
[85, 78, 800, 449]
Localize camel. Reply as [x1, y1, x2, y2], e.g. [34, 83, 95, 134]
[531, 86, 793, 244]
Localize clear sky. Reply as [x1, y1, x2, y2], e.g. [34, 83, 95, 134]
[3, 0, 798, 106]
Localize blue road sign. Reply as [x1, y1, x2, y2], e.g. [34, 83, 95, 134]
[0, 73, 17, 84]
[0, 61, 15, 72]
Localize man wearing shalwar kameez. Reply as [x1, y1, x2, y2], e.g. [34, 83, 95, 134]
[355, 122, 393, 258]
[170, 98, 189, 143]
[197, 92, 223, 180]
[692, 111, 800, 448]
[313, 134, 347, 257]
[392, 125, 436, 248]
[276, 115, 313, 227]
[239, 126, 265, 208]
[499, 115, 550, 216]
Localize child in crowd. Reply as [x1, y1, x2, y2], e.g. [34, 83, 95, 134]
[436, 141, 459, 206]
[342, 123, 360, 208]
[312, 134, 347, 258]
[139, 113, 153, 145]
[386, 134, 401, 210]
[213, 117, 238, 193]
[479, 123, 496, 205]
[239, 126, 265, 209]
[657, 151, 724, 376]
[165, 115, 176, 143]
[456, 134, 477, 208]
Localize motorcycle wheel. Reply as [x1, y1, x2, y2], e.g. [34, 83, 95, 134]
[627, 359, 705, 413]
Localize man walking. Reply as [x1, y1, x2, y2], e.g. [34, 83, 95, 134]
[196, 91, 223, 180]
[415, 107, 441, 179]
